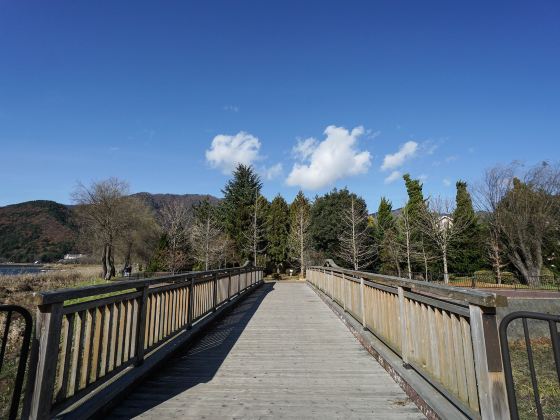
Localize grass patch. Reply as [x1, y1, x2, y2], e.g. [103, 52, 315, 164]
[509, 338, 560, 419]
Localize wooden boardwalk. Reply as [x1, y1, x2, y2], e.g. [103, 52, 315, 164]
[108, 282, 423, 419]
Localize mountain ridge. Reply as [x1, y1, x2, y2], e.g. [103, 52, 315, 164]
[0, 193, 220, 263]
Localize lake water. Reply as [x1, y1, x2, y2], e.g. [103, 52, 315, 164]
[0, 265, 45, 276]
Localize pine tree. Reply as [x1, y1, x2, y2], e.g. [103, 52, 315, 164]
[267, 194, 289, 272]
[450, 181, 483, 274]
[220, 164, 262, 262]
[288, 191, 311, 278]
[373, 197, 396, 273]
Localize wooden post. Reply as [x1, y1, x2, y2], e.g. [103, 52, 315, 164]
[227, 270, 232, 301]
[187, 278, 195, 329]
[469, 305, 510, 419]
[330, 270, 334, 300]
[212, 273, 218, 311]
[134, 285, 149, 366]
[28, 302, 64, 420]
[360, 277, 366, 330]
[398, 286, 410, 367]
[342, 273, 347, 312]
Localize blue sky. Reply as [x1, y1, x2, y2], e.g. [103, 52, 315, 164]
[1, 1, 559, 211]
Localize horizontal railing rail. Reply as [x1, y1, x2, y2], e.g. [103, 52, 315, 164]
[25, 264, 264, 419]
[308, 261, 510, 420]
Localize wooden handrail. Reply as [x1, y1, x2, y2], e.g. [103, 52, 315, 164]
[310, 264, 507, 308]
[307, 266, 510, 419]
[26, 265, 264, 420]
[33, 264, 255, 305]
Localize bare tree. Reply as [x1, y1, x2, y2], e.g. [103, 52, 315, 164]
[73, 178, 132, 280]
[160, 201, 190, 274]
[416, 197, 471, 283]
[338, 196, 375, 270]
[486, 226, 508, 284]
[116, 197, 160, 273]
[190, 200, 224, 270]
[400, 206, 414, 279]
[244, 193, 268, 266]
[288, 191, 311, 278]
[476, 163, 560, 286]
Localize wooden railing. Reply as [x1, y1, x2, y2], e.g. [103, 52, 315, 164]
[25, 265, 263, 419]
[307, 263, 510, 420]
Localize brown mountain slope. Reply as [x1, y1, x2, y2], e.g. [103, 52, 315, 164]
[0, 200, 78, 263]
[0, 193, 221, 263]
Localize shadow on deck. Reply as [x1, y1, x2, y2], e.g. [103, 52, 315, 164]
[108, 282, 275, 418]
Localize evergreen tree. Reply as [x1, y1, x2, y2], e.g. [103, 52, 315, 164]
[403, 174, 425, 219]
[309, 188, 355, 264]
[288, 191, 311, 277]
[374, 197, 398, 273]
[220, 164, 262, 262]
[266, 194, 289, 272]
[450, 181, 484, 274]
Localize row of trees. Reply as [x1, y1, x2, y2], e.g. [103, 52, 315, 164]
[74, 161, 560, 286]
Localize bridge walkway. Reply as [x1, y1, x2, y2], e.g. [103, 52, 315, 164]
[108, 282, 423, 419]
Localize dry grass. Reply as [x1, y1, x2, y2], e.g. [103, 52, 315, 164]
[0, 265, 104, 311]
[510, 338, 560, 419]
[0, 265, 106, 417]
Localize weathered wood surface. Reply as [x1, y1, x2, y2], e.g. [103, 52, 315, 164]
[108, 282, 423, 419]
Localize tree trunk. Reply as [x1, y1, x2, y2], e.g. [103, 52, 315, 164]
[443, 248, 449, 284]
[101, 245, 108, 279]
[406, 229, 412, 279]
[123, 241, 132, 273]
[104, 243, 115, 280]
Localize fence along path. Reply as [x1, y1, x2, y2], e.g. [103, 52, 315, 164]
[25, 265, 263, 420]
[109, 282, 423, 419]
[307, 264, 510, 420]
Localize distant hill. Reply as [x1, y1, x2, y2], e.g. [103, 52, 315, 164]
[132, 193, 221, 214]
[0, 200, 78, 263]
[0, 193, 221, 263]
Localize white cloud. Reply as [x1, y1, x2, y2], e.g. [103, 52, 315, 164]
[206, 131, 262, 174]
[264, 163, 283, 180]
[292, 138, 318, 161]
[443, 178, 452, 187]
[381, 141, 418, 171]
[223, 105, 239, 112]
[384, 171, 401, 184]
[286, 125, 371, 190]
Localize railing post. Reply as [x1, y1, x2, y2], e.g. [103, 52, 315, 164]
[238, 268, 241, 294]
[330, 270, 334, 300]
[397, 286, 410, 367]
[469, 305, 510, 419]
[227, 270, 232, 301]
[342, 273, 347, 312]
[187, 278, 195, 329]
[28, 302, 63, 420]
[212, 273, 218, 311]
[360, 277, 366, 330]
[134, 285, 149, 366]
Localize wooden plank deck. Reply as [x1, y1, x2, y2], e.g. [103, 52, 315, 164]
[108, 282, 424, 419]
